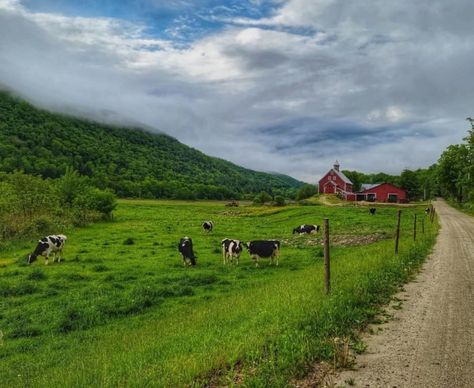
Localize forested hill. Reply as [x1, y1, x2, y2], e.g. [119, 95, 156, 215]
[0, 92, 303, 199]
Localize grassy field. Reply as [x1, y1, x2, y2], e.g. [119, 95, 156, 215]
[0, 199, 437, 387]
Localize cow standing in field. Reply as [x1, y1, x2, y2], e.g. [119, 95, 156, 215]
[246, 240, 280, 267]
[293, 224, 320, 235]
[425, 207, 431, 215]
[178, 237, 196, 266]
[202, 221, 213, 233]
[28, 235, 67, 265]
[369, 208, 377, 215]
[221, 238, 243, 265]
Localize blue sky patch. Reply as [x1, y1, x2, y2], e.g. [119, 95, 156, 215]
[22, 0, 279, 42]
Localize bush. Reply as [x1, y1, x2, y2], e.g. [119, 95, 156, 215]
[296, 184, 317, 200]
[33, 216, 54, 234]
[274, 196, 286, 206]
[74, 187, 117, 218]
[253, 191, 272, 204]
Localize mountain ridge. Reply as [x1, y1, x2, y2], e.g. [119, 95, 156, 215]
[0, 91, 303, 199]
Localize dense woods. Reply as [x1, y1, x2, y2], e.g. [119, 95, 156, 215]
[0, 92, 302, 200]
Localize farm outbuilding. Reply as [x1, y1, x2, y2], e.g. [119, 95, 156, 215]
[318, 161, 408, 203]
[357, 182, 407, 203]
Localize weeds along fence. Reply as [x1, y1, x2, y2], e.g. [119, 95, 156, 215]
[323, 205, 437, 295]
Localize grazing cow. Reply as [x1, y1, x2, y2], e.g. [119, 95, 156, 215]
[425, 207, 431, 215]
[178, 237, 196, 266]
[221, 238, 243, 265]
[246, 240, 280, 267]
[202, 221, 213, 233]
[293, 224, 320, 235]
[369, 207, 376, 215]
[28, 235, 67, 265]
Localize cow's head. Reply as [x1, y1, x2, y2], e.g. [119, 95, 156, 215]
[28, 254, 37, 264]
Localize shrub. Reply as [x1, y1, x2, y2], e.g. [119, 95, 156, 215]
[253, 191, 272, 204]
[296, 184, 317, 200]
[274, 196, 286, 206]
[33, 216, 54, 234]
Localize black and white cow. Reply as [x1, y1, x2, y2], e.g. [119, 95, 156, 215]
[369, 207, 377, 215]
[246, 240, 280, 267]
[28, 234, 67, 265]
[221, 238, 243, 265]
[293, 224, 320, 234]
[425, 207, 431, 215]
[202, 221, 213, 233]
[178, 237, 196, 266]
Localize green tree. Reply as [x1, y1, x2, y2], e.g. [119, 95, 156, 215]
[253, 191, 272, 204]
[296, 184, 317, 200]
[400, 169, 421, 200]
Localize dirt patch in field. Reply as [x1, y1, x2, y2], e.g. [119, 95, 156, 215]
[282, 232, 391, 248]
[290, 361, 333, 387]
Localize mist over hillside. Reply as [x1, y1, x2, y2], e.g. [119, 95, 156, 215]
[0, 91, 303, 199]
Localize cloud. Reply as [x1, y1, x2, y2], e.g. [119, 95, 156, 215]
[0, 0, 473, 183]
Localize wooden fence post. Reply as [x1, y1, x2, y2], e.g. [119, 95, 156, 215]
[430, 207, 435, 223]
[323, 218, 331, 295]
[395, 210, 401, 254]
[422, 218, 425, 234]
[413, 214, 417, 241]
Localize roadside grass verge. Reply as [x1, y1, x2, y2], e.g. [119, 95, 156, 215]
[0, 200, 437, 386]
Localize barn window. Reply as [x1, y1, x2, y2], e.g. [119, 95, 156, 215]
[388, 194, 398, 202]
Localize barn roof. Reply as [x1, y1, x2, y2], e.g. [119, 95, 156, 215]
[361, 183, 381, 191]
[334, 169, 353, 184]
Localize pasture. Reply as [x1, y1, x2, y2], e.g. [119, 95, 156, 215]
[0, 200, 437, 387]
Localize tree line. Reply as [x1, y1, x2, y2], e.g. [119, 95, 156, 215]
[342, 123, 473, 209]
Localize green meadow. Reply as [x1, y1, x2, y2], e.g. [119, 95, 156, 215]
[0, 200, 437, 387]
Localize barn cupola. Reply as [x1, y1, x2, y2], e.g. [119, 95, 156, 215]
[333, 160, 340, 171]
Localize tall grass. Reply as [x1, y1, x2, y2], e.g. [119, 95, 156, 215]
[0, 200, 437, 386]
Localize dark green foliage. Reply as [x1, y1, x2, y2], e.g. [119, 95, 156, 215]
[0, 92, 302, 200]
[253, 191, 272, 204]
[400, 169, 421, 200]
[296, 184, 317, 200]
[0, 171, 117, 243]
[274, 195, 286, 206]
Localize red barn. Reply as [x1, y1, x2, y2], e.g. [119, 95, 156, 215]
[318, 161, 353, 197]
[358, 183, 407, 203]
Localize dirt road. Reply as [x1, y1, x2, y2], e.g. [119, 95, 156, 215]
[335, 199, 474, 387]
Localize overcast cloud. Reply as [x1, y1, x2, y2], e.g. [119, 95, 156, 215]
[0, 0, 472, 182]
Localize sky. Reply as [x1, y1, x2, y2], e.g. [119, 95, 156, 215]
[0, 0, 473, 182]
